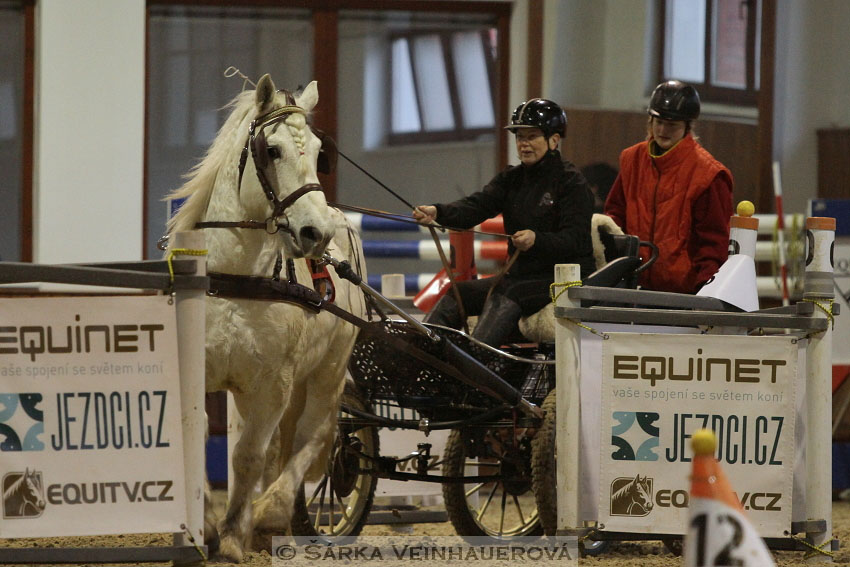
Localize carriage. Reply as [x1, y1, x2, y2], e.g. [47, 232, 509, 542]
[287, 229, 658, 555]
[285, 224, 840, 562]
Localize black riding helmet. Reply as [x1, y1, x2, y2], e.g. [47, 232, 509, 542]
[505, 98, 567, 138]
[647, 80, 700, 121]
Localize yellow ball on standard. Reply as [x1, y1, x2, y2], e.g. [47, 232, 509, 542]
[691, 429, 717, 456]
[737, 200, 755, 217]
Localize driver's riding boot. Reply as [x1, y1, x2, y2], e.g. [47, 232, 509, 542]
[423, 293, 464, 329]
[472, 295, 522, 348]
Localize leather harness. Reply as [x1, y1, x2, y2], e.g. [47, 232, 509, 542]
[194, 90, 332, 236]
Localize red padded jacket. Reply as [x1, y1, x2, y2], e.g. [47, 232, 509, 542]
[605, 135, 733, 293]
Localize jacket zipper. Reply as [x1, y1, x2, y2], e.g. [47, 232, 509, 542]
[649, 159, 661, 285]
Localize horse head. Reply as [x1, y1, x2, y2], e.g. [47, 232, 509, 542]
[242, 74, 333, 258]
[631, 475, 653, 512]
[22, 469, 45, 513]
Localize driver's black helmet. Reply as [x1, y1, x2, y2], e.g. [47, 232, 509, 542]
[505, 98, 567, 138]
[647, 80, 700, 121]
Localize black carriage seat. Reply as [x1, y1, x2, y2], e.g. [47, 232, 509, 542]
[517, 215, 643, 343]
[584, 233, 642, 288]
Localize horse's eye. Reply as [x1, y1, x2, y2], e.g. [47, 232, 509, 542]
[267, 147, 281, 160]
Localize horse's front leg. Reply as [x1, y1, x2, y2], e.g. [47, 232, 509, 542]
[253, 368, 345, 537]
[202, 410, 220, 554]
[217, 388, 285, 563]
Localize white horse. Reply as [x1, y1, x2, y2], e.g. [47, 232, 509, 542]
[167, 74, 366, 562]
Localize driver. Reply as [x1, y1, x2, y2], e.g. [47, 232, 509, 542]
[413, 98, 595, 347]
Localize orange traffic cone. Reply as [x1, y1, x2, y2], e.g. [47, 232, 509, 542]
[684, 429, 776, 566]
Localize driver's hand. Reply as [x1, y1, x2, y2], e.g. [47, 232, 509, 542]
[412, 206, 437, 225]
[511, 229, 536, 251]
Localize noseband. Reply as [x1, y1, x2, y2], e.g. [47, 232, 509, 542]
[195, 90, 322, 236]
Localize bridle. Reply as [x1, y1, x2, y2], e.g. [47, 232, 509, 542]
[194, 90, 333, 237]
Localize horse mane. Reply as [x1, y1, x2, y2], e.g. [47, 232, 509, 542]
[2, 471, 35, 500]
[166, 90, 254, 234]
[166, 84, 316, 236]
[611, 480, 636, 503]
[3, 474, 24, 500]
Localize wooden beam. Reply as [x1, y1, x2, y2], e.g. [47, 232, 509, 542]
[757, 0, 776, 214]
[22, 0, 35, 262]
[527, 0, 543, 97]
[146, 0, 510, 16]
[497, 11, 511, 170]
[312, 9, 339, 201]
[142, 4, 151, 259]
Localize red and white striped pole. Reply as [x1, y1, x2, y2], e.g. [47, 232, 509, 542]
[771, 162, 790, 306]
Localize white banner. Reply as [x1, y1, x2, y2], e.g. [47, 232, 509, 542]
[0, 296, 187, 537]
[598, 333, 797, 536]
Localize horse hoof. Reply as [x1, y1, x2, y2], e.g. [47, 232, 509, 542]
[251, 529, 279, 554]
[216, 536, 244, 563]
[204, 528, 220, 557]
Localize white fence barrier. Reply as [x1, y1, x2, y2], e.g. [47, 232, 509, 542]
[554, 217, 837, 552]
[0, 231, 207, 564]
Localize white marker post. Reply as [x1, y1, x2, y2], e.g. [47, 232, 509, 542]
[803, 217, 836, 562]
[171, 231, 207, 551]
[555, 264, 582, 533]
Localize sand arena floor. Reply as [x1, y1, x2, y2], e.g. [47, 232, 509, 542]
[5, 490, 850, 566]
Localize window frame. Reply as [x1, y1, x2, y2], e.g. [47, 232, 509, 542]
[144, 0, 511, 254]
[658, 0, 760, 106]
[387, 27, 498, 146]
[0, 0, 34, 262]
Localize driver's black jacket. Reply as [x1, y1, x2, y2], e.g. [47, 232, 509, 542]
[434, 150, 595, 278]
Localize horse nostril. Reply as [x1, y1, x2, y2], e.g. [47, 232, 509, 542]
[299, 226, 323, 249]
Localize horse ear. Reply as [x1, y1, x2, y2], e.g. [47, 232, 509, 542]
[297, 81, 319, 113]
[255, 73, 277, 111]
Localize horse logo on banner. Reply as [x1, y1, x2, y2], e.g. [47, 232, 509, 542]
[610, 475, 654, 517]
[2, 469, 46, 518]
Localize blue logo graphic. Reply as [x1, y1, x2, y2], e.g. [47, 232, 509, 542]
[0, 393, 45, 452]
[611, 411, 659, 461]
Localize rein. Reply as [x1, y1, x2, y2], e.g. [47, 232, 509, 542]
[330, 153, 516, 320]
[328, 202, 511, 239]
[334, 150, 512, 239]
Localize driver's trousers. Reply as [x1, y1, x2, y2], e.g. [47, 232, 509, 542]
[423, 276, 551, 347]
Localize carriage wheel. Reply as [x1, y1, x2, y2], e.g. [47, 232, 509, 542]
[530, 390, 611, 556]
[290, 383, 379, 538]
[441, 427, 542, 540]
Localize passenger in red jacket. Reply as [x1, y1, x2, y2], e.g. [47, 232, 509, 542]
[604, 80, 733, 294]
